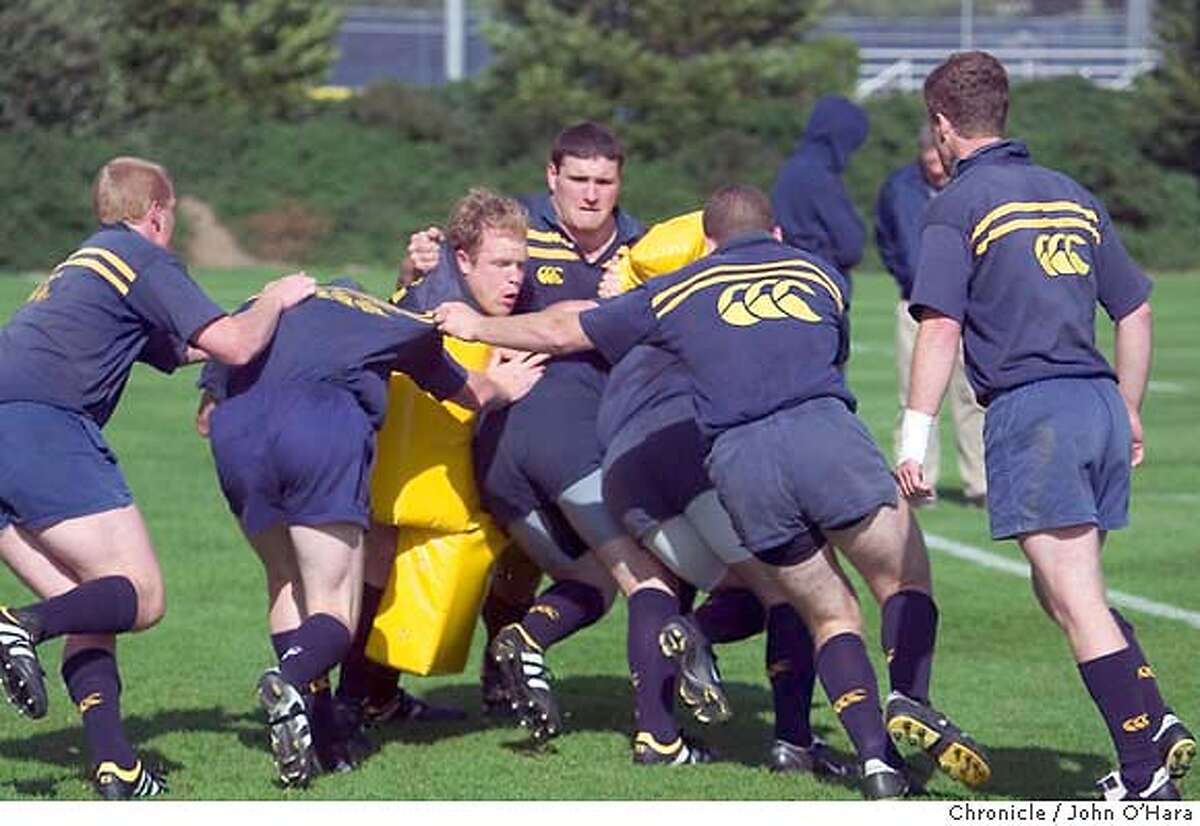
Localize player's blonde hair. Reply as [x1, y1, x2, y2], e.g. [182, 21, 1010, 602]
[446, 188, 527, 262]
[92, 156, 175, 224]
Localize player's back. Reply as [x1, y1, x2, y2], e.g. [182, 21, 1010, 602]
[917, 140, 1149, 405]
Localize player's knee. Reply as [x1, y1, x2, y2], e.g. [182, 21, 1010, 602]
[132, 581, 166, 630]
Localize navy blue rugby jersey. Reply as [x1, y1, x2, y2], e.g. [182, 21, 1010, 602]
[0, 224, 224, 426]
[581, 232, 853, 441]
[596, 345, 694, 452]
[202, 282, 467, 428]
[517, 193, 644, 382]
[392, 243, 478, 312]
[910, 140, 1152, 406]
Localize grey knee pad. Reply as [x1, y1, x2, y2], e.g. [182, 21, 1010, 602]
[644, 515, 728, 591]
[684, 490, 753, 565]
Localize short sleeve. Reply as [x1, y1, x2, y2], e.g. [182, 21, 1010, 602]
[1092, 210, 1152, 321]
[137, 330, 188, 374]
[126, 253, 226, 344]
[909, 222, 972, 322]
[579, 289, 658, 365]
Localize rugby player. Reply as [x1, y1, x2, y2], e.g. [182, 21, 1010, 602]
[896, 50, 1194, 801]
[0, 156, 314, 799]
[338, 189, 540, 730]
[408, 126, 707, 762]
[197, 279, 542, 787]
[435, 185, 990, 799]
[599, 342, 849, 777]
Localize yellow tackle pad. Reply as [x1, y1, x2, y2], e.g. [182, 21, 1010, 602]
[367, 523, 506, 675]
[615, 210, 706, 292]
[369, 336, 492, 533]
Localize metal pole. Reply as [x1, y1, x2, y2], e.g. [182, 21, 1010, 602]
[445, 0, 465, 82]
[961, 0, 974, 50]
[1127, 0, 1151, 50]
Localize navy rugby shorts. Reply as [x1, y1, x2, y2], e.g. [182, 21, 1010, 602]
[474, 366, 606, 527]
[706, 397, 897, 562]
[0, 401, 133, 531]
[209, 383, 375, 537]
[603, 410, 711, 541]
[984, 377, 1131, 540]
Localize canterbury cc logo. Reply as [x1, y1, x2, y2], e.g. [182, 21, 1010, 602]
[536, 265, 564, 285]
[1122, 714, 1150, 733]
[1137, 665, 1156, 680]
[529, 604, 561, 622]
[1034, 233, 1091, 277]
[716, 278, 822, 327]
[832, 688, 868, 714]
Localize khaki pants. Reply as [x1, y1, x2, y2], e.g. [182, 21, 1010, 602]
[893, 300, 987, 499]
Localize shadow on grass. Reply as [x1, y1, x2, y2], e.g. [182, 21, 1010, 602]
[0, 705, 241, 797]
[0, 689, 1118, 801]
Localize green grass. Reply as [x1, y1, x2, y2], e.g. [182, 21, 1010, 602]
[0, 268, 1196, 800]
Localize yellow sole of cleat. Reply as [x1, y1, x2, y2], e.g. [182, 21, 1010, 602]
[1167, 738, 1196, 781]
[888, 714, 991, 789]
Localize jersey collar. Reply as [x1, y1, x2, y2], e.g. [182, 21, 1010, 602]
[952, 139, 1031, 178]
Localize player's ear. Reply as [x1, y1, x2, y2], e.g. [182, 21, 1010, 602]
[770, 225, 783, 243]
[546, 162, 559, 194]
[455, 246, 473, 277]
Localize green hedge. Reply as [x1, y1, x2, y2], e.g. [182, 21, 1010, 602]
[2, 77, 1197, 274]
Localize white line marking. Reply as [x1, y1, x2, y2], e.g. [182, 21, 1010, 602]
[926, 533, 1200, 630]
[1148, 381, 1186, 394]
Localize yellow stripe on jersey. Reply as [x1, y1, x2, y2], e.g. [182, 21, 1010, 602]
[58, 256, 129, 295]
[526, 228, 569, 245]
[969, 200, 1099, 244]
[73, 247, 137, 284]
[526, 245, 580, 262]
[651, 259, 843, 313]
[973, 216, 1101, 256]
[654, 267, 842, 319]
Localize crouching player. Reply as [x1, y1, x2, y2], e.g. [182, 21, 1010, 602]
[0, 156, 314, 799]
[436, 185, 990, 798]
[196, 281, 542, 787]
[597, 214, 848, 775]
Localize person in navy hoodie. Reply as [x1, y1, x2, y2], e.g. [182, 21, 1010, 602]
[771, 95, 869, 289]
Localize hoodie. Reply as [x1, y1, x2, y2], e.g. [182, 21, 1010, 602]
[770, 95, 869, 274]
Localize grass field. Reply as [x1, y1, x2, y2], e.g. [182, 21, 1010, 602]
[0, 267, 1196, 801]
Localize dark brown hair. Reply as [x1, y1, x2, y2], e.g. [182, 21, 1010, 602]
[924, 50, 1009, 138]
[550, 121, 625, 170]
[702, 184, 773, 246]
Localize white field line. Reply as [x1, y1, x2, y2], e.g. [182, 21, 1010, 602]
[926, 532, 1200, 631]
[1147, 380, 1187, 394]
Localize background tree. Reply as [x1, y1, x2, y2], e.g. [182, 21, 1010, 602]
[473, 0, 857, 164]
[0, 0, 117, 131]
[1135, 0, 1200, 178]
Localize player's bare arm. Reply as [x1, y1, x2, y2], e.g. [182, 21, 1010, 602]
[434, 299, 597, 355]
[896, 309, 961, 498]
[1113, 300, 1153, 467]
[193, 273, 315, 366]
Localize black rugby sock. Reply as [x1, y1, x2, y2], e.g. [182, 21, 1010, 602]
[880, 589, 939, 703]
[20, 576, 138, 643]
[279, 613, 352, 690]
[766, 604, 816, 747]
[693, 587, 765, 644]
[817, 632, 892, 763]
[336, 584, 398, 706]
[520, 580, 607, 650]
[1110, 609, 1169, 729]
[1080, 646, 1161, 791]
[628, 588, 681, 744]
[62, 648, 137, 771]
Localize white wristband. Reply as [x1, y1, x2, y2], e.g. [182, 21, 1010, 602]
[898, 409, 935, 465]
